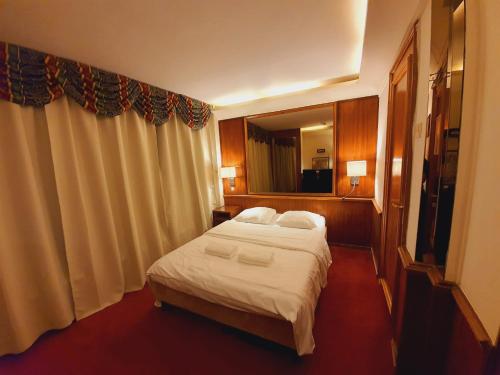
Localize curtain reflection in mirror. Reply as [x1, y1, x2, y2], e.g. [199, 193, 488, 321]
[272, 138, 297, 192]
[247, 123, 273, 192]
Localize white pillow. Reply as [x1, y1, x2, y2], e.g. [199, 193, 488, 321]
[276, 211, 325, 230]
[233, 207, 276, 225]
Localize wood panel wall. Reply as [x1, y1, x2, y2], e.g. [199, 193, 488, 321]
[380, 246, 496, 375]
[223, 194, 373, 247]
[219, 118, 247, 195]
[217, 97, 380, 248]
[445, 289, 495, 375]
[218, 96, 379, 198]
[336, 96, 379, 197]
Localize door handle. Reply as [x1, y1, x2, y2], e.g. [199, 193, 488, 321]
[391, 202, 404, 209]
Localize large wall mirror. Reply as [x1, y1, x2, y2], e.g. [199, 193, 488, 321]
[245, 104, 335, 194]
[416, 0, 465, 269]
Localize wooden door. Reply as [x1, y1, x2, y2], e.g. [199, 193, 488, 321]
[381, 28, 417, 321]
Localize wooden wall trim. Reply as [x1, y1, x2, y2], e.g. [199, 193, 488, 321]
[226, 194, 372, 202]
[245, 102, 335, 120]
[385, 245, 495, 374]
[451, 288, 492, 348]
[380, 278, 393, 313]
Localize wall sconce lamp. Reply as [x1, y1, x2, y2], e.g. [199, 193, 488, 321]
[343, 160, 367, 199]
[220, 166, 237, 191]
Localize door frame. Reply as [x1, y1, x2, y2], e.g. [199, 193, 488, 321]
[380, 23, 419, 313]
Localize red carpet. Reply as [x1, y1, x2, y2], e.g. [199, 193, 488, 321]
[0, 247, 394, 375]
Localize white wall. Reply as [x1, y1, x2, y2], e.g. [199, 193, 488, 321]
[374, 84, 388, 207]
[444, 0, 500, 342]
[301, 130, 333, 170]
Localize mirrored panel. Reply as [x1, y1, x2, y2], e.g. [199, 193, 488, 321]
[246, 104, 334, 194]
[415, 0, 465, 269]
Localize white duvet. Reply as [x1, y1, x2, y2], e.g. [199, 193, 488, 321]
[146, 220, 332, 355]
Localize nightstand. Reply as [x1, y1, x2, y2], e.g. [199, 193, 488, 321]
[212, 205, 242, 227]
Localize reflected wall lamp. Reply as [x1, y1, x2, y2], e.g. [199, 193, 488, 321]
[220, 166, 237, 191]
[342, 160, 367, 199]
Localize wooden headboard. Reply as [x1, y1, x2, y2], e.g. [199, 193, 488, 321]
[224, 194, 374, 247]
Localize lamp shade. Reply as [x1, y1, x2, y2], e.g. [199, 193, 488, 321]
[220, 166, 236, 178]
[346, 160, 367, 177]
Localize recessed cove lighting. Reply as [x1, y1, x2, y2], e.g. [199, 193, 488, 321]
[211, 75, 359, 108]
[351, 0, 368, 73]
[212, 92, 261, 107]
[262, 81, 322, 97]
[301, 125, 332, 132]
[211, 80, 321, 107]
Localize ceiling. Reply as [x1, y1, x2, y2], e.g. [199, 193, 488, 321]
[0, 0, 423, 120]
[249, 106, 333, 131]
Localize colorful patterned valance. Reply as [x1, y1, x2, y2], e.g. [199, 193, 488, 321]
[0, 42, 211, 129]
[247, 122, 271, 144]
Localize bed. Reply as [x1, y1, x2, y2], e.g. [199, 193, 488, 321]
[146, 211, 332, 355]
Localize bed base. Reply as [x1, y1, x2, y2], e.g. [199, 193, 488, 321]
[148, 279, 296, 351]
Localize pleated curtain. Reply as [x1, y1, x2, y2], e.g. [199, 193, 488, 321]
[272, 143, 297, 192]
[0, 98, 221, 355]
[247, 138, 273, 192]
[157, 114, 221, 246]
[0, 101, 75, 357]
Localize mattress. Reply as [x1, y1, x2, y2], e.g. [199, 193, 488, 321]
[147, 219, 332, 355]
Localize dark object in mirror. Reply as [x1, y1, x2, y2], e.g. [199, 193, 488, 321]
[415, 0, 465, 269]
[302, 169, 333, 193]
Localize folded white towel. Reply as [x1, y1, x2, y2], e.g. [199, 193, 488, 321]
[205, 241, 237, 259]
[237, 247, 274, 267]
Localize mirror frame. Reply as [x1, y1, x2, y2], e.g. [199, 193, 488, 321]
[244, 102, 337, 197]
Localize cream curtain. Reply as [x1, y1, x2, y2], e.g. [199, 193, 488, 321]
[45, 98, 168, 319]
[272, 143, 297, 192]
[0, 101, 74, 356]
[247, 138, 273, 192]
[156, 115, 221, 247]
[0, 98, 221, 355]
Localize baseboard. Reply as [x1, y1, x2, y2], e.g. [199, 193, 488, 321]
[390, 338, 398, 367]
[488, 336, 499, 375]
[379, 277, 392, 314]
[331, 242, 371, 250]
[370, 246, 379, 276]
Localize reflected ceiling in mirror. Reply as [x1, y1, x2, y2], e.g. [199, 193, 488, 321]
[246, 104, 335, 194]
